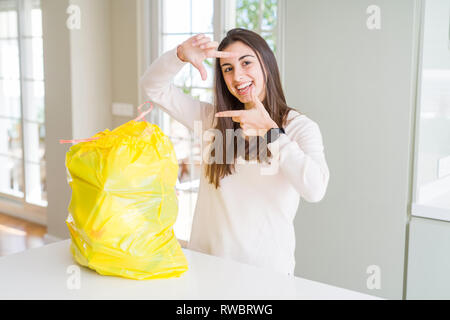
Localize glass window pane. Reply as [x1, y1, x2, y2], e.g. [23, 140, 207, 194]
[24, 121, 44, 163]
[25, 160, 46, 206]
[261, 32, 276, 53]
[30, 8, 42, 37]
[0, 155, 24, 197]
[262, 0, 277, 31]
[160, 0, 220, 243]
[21, 0, 42, 37]
[162, 34, 196, 92]
[0, 80, 21, 118]
[0, 39, 20, 79]
[0, 118, 22, 159]
[236, 0, 260, 31]
[416, 70, 450, 198]
[174, 63, 191, 88]
[22, 37, 44, 80]
[23, 80, 44, 123]
[162, 34, 193, 88]
[0, 10, 18, 38]
[191, 0, 214, 33]
[0, 0, 46, 206]
[191, 87, 213, 104]
[162, 0, 191, 33]
[162, 34, 192, 53]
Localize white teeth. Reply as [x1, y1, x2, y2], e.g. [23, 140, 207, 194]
[237, 82, 252, 90]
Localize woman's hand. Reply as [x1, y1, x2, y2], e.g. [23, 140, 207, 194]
[215, 86, 278, 137]
[177, 34, 238, 81]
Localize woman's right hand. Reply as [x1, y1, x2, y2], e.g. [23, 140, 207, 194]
[177, 34, 238, 81]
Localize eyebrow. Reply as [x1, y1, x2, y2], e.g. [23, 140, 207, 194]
[220, 55, 255, 67]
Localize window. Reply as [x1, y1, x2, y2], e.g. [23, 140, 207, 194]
[157, 0, 215, 243]
[0, 0, 46, 207]
[150, 0, 281, 242]
[411, 0, 450, 221]
[235, 0, 279, 52]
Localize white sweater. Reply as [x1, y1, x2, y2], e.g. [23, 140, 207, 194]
[140, 48, 330, 276]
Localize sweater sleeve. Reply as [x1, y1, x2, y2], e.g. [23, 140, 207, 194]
[267, 113, 330, 203]
[140, 47, 215, 132]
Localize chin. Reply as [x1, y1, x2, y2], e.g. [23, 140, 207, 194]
[235, 94, 255, 104]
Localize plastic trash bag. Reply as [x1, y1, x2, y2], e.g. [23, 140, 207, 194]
[61, 103, 188, 280]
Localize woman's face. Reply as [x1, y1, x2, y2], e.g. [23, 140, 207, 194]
[219, 41, 266, 106]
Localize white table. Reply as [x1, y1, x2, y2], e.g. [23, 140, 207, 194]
[0, 240, 381, 300]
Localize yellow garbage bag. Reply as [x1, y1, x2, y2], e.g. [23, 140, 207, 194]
[62, 103, 188, 280]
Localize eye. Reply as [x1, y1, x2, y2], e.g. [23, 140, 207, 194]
[223, 61, 252, 73]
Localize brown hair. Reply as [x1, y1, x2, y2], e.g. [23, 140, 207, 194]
[204, 28, 298, 188]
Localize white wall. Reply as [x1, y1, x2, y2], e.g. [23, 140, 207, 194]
[70, 0, 112, 139]
[284, 0, 421, 299]
[42, 0, 73, 239]
[111, 0, 141, 128]
[42, 0, 113, 239]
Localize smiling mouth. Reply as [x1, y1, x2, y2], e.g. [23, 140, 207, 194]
[236, 82, 253, 96]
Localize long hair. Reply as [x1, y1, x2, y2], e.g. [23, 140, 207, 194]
[204, 28, 299, 189]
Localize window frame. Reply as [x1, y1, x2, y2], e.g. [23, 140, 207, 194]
[150, 0, 217, 244]
[0, 0, 46, 224]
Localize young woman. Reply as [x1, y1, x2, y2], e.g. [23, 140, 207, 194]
[140, 28, 330, 276]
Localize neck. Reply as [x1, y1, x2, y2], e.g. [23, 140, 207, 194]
[244, 103, 253, 110]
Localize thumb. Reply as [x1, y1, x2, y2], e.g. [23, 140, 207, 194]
[251, 85, 262, 108]
[193, 61, 207, 81]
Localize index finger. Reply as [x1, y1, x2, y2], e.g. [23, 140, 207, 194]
[250, 85, 260, 103]
[210, 51, 239, 59]
[215, 110, 244, 117]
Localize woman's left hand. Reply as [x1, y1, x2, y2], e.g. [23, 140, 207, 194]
[215, 87, 278, 137]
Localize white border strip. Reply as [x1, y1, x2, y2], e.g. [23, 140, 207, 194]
[411, 203, 450, 222]
[417, 175, 450, 203]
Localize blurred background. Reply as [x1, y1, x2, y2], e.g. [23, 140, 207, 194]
[0, 0, 449, 299]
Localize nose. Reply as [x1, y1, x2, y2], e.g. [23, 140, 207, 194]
[233, 65, 244, 83]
